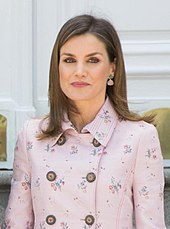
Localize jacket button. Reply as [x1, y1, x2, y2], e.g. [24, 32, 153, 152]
[46, 215, 56, 225]
[92, 138, 101, 147]
[85, 215, 95, 225]
[46, 171, 56, 181]
[86, 172, 96, 182]
[57, 135, 66, 145]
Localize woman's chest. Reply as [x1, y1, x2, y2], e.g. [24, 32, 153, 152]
[28, 132, 138, 193]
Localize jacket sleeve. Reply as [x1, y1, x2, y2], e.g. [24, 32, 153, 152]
[2, 121, 34, 229]
[133, 123, 167, 229]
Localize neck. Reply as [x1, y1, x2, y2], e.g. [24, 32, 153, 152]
[69, 97, 105, 132]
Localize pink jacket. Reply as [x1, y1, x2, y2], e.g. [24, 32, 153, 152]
[3, 98, 166, 228]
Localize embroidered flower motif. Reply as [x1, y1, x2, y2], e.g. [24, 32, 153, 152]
[27, 141, 33, 151]
[95, 223, 102, 228]
[45, 144, 55, 153]
[91, 148, 107, 156]
[77, 177, 87, 192]
[109, 177, 122, 194]
[26, 221, 33, 229]
[159, 184, 164, 201]
[45, 144, 50, 152]
[159, 192, 164, 201]
[106, 199, 114, 207]
[60, 222, 69, 229]
[82, 225, 90, 229]
[1, 220, 10, 229]
[70, 145, 78, 154]
[34, 177, 40, 187]
[95, 132, 106, 141]
[124, 145, 132, 154]
[39, 221, 46, 229]
[91, 148, 101, 156]
[145, 148, 157, 159]
[22, 174, 31, 190]
[99, 109, 112, 123]
[139, 186, 149, 199]
[51, 176, 65, 191]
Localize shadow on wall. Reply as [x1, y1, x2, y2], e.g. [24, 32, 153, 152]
[0, 114, 6, 161]
[145, 108, 170, 160]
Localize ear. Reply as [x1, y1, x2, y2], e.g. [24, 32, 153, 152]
[110, 62, 116, 74]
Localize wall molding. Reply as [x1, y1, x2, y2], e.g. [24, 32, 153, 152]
[127, 67, 170, 77]
[123, 42, 170, 55]
[120, 30, 170, 40]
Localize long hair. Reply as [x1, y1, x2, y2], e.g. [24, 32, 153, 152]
[38, 14, 153, 139]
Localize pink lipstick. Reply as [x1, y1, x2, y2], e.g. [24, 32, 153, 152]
[71, 82, 90, 88]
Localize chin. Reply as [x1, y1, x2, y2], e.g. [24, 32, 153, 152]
[67, 95, 91, 102]
[70, 97, 90, 102]
[65, 92, 89, 100]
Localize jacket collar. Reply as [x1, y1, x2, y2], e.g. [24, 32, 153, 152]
[82, 97, 119, 146]
[51, 97, 119, 147]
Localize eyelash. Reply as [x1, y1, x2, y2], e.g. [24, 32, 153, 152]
[63, 57, 100, 63]
[63, 58, 75, 63]
[88, 57, 100, 63]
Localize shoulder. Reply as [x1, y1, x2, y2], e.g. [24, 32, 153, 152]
[21, 117, 47, 137]
[118, 118, 158, 138]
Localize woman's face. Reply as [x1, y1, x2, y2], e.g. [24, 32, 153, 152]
[59, 33, 115, 104]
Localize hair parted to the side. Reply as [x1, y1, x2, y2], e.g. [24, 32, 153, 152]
[38, 14, 153, 139]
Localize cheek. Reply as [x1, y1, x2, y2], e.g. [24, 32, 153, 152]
[59, 64, 74, 81]
[93, 67, 109, 82]
[59, 65, 65, 78]
[59, 66, 69, 86]
[59, 68, 67, 94]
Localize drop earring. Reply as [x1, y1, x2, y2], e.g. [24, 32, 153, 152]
[107, 73, 114, 86]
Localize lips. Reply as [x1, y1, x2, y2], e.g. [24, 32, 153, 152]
[71, 81, 90, 87]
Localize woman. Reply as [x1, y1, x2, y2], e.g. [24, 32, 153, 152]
[2, 14, 166, 228]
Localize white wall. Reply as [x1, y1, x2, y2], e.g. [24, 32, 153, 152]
[0, 0, 170, 168]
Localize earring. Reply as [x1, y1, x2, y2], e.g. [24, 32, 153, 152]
[107, 73, 114, 86]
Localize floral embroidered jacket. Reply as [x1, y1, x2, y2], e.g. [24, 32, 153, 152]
[2, 98, 166, 229]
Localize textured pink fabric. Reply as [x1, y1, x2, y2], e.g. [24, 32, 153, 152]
[3, 98, 166, 228]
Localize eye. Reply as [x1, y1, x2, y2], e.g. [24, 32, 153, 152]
[63, 58, 76, 63]
[88, 57, 100, 63]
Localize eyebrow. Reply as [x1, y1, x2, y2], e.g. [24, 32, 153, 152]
[60, 52, 103, 57]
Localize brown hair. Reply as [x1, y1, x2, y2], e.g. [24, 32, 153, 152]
[39, 14, 153, 139]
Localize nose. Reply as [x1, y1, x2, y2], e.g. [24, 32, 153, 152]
[74, 62, 87, 78]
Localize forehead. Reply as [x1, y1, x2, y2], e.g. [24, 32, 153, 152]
[60, 33, 107, 54]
